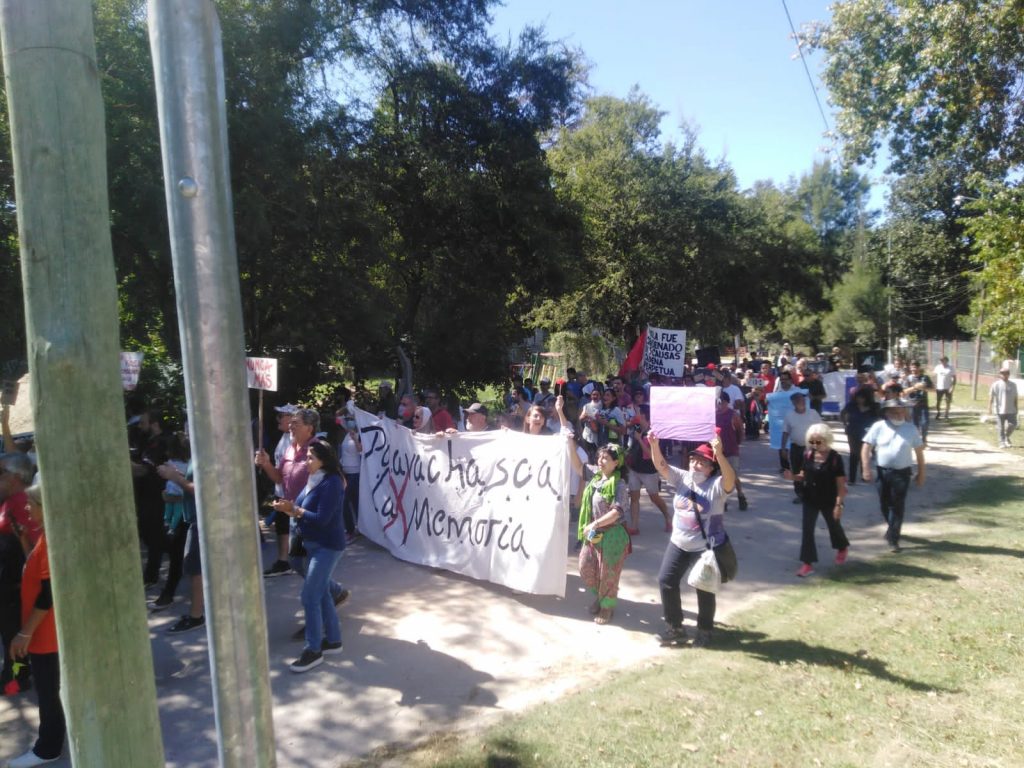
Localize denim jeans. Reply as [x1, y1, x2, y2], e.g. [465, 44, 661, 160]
[912, 402, 929, 444]
[288, 520, 344, 602]
[997, 413, 1017, 444]
[301, 542, 343, 652]
[876, 466, 912, 546]
[658, 542, 716, 631]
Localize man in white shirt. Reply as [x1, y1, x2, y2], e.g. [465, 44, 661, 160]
[932, 356, 956, 420]
[988, 365, 1019, 448]
[781, 391, 823, 504]
[720, 369, 745, 414]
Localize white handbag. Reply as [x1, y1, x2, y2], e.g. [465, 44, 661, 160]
[686, 547, 722, 594]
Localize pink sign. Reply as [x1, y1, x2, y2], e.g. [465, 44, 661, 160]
[649, 385, 717, 442]
[245, 357, 278, 391]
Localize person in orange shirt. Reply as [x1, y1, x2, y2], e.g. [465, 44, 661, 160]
[8, 482, 65, 767]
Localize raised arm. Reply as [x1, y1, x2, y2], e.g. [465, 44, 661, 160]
[648, 432, 673, 483]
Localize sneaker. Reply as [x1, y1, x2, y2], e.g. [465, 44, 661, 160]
[263, 560, 291, 578]
[143, 578, 159, 589]
[167, 615, 205, 633]
[835, 548, 848, 565]
[289, 649, 323, 673]
[322, 640, 344, 655]
[657, 625, 688, 646]
[796, 563, 814, 578]
[333, 588, 350, 608]
[691, 629, 713, 648]
[150, 594, 174, 612]
[738, 495, 748, 511]
[8, 748, 60, 768]
[890, 544, 902, 553]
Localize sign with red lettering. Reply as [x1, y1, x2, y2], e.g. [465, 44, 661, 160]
[245, 357, 278, 391]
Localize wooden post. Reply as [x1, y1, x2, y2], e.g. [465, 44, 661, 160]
[0, 1, 165, 765]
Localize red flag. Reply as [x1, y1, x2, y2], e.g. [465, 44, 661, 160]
[619, 328, 647, 378]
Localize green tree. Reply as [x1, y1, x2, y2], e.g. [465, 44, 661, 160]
[961, 184, 1024, 357]
[821, 254, 888, 347]
[814, 0, 1024, 177]
[363, 29, 582, 392]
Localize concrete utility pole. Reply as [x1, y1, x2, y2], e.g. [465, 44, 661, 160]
[0, 1, 165, 765]
[148, 2, 277, 765]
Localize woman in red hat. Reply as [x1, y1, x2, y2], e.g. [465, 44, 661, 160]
[648, 434, 735, 647]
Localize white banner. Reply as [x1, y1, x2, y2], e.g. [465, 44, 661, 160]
[120, 351, 144, 391]
[245, 357, 278, 391]
[643, 326, 687, 377]
[353, 407, 570, 597]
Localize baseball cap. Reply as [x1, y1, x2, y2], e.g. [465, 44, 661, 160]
[274, 403, 299, 414]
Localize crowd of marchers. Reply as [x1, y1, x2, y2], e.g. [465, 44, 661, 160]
[0, 346, 1018, 765]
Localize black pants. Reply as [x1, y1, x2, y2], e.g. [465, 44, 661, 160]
[138, 500, 165, 584]
[877, 466, 912, 546]
[29, 651, 65, 760]
[799, 500, 850, 564]
[342, 472, 360, 535]
[658, 542, 716, 630]
[789, 443, 806, 497]
[846, 430, 864, 482]
[159, 522, 188, 600]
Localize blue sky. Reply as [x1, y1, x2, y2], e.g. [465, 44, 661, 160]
[489, 0, 884, 202]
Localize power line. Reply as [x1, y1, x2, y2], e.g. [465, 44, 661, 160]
[781, 0, 831, 136]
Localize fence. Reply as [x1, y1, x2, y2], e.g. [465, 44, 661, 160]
[922, 339, 1022, 395]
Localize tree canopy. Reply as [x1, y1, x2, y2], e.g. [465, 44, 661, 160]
[8, 0, 984, 405]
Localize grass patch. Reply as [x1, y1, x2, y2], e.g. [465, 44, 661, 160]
[934, 393, 1021, 454]
[352, 473, 1024, 768]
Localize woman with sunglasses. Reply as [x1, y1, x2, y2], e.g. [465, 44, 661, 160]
[271, 438, 346, 672]
[411, 406, 434, 434]
[649, 433, 735, 648]
[784, 423, 849, 577]
[567, 438, 631, 625]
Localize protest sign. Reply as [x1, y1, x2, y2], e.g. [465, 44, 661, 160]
[120, 351, 144, 391]
[245, 357, 278, 391]
[353, 407, 570, 597]
[767, 390, 798, 449]
[642, 327, 686, 378]
[649, 385, 717, 442]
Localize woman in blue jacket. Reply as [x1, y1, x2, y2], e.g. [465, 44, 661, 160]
[272, 438, 346, 672]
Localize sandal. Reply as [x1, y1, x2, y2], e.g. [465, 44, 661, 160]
[587, 599, 601, 615]
[594, 607, 614, 625]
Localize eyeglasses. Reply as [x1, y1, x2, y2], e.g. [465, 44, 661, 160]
[808, 439, 824, 446]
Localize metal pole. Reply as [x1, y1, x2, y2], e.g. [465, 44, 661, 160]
[972, 285, 985, 401]
[147, 2, 276, 766]
[0, 1, 166, 763]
